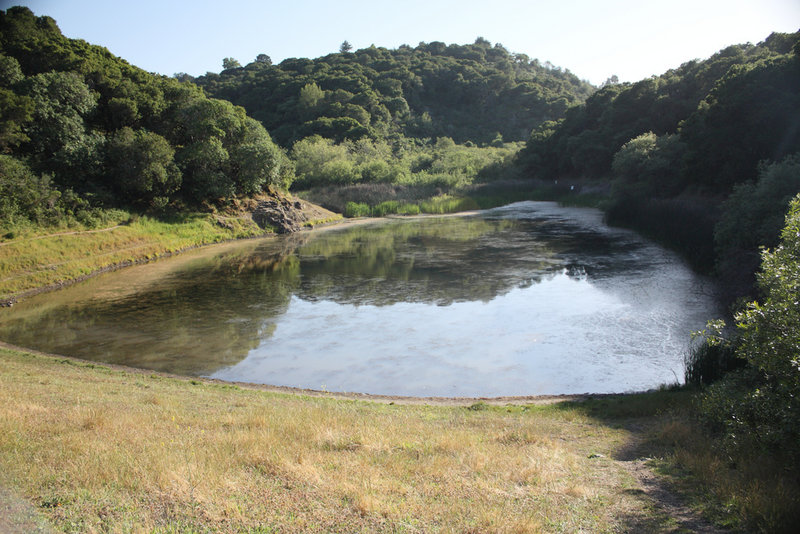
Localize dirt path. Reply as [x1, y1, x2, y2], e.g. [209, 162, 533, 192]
[0, 225, 124, 247]
[609, 423, 728, 533]
[620, 458, 726, 533]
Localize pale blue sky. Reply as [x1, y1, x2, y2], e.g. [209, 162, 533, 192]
[5, 0, 800, 85]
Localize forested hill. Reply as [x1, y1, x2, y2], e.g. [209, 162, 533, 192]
[517, 31, 800, 186]
[194, 39, 595, 146]
[0, 6, 293, 223]
[516, 30, 800, 288]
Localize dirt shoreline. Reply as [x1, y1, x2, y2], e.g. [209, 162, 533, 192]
[0, 340, 602, 406]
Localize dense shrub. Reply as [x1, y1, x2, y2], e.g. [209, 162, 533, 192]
[700, 195, 800, 464]
[0, 6, 295, 216]
[343, 201, 370, 218]
[685, 338, 745, 386]
[290, 136, 519, 193]
[714, 154, 800, 295]
[0, 155, 89, 225]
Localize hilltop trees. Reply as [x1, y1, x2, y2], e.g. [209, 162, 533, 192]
[518, 34, 800, 185]
[195, 39, 594, 147]
[0, 6, 294, 229]
[189, 36, 594, 202]
[517, 30, 800, 280]
[680, 51, 800, 191]
[222, 57, 241, 70]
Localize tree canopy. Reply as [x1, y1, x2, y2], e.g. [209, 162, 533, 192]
[0, 6, 293, 227]
[517, 33, 800, 186]
[195, 39, 594, 147]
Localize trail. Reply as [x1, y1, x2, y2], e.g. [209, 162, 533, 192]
[613, 426, 728, 533]
[0, 225, 124, 247]
[620, 458, 726, 533]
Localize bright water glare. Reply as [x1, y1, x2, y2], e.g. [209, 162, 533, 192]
[0, 202, 721, 396]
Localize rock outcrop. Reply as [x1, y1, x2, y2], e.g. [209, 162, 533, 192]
[250, 195, 339, 234]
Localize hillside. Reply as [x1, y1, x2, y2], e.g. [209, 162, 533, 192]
[194, 39, 595, 146]
[517, 31, 800, 286]
[518, 31, 799, 183]
[0, 6, 294, 227]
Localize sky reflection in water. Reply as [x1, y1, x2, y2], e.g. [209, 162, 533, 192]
[0, 202, 720, 396]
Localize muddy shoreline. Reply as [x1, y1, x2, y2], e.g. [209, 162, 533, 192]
[0, 340, 602, 406]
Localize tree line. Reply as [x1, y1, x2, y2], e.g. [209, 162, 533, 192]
[0, 7, 594, 233]
[194, 37, 594, 147]
[517, 31, 800, 288]
[0, 6, 293, 232]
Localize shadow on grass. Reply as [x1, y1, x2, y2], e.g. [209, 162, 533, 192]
[553, 388, 729, 533]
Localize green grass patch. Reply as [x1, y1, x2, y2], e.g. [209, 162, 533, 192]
[0, 212, 268, 299]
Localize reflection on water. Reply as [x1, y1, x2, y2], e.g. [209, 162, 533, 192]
[0, 202, 721, 395]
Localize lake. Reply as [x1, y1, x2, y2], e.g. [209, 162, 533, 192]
[0, 202, 721, 397]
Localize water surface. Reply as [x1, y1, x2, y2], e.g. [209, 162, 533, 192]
[0, 202, 720, 396]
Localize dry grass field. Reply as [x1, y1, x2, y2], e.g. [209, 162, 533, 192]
[0, 345, 710, 533]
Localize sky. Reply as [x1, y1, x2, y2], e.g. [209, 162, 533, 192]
[4, 0, 800, 85]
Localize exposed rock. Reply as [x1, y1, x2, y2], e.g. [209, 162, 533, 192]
[250, 195, 339, 234]
[252, 198, 303, 233]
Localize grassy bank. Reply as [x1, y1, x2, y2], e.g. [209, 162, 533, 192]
[2, 346, 799, 531]
[0, 204, 340, 302]
[300, 180, 609, 220]
[0, 346, 689, 533]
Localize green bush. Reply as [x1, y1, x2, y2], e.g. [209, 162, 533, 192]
[371, 200, 400, 217]
[343, 201, 370, 218]
[700, 194, 800, 464]
[685, 338, 745, 386]
[714, 154, 800, 293]
[396, 203, 420, 215]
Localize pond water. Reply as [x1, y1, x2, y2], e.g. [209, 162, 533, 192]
[0, 202, 721, 396]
